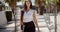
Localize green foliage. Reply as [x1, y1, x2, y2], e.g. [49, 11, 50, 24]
[5, 0, 21, 3]
[5, 0, 11, 3]
[17, 0, 21, 2]
[57, 2, 60, 7]
[5, 11, 12, 21]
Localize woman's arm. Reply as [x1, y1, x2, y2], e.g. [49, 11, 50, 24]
[20, 11, 23, 25]
[33, 11, 39, 27]
[20, 10, 24, 25]
[33, 11, 38, 27]
[20, 11, 24, 32]
[33, 11, 40, 32]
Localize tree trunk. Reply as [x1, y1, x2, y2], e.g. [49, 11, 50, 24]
[36, 0, 43, 15]
[9, 0, 16, 32]
[9, 0, 16, 14]
[53, 0, 57, 32]
[54, 4, 57, 32]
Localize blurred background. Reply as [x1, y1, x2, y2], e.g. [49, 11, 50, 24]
[0, 0, 60, 32]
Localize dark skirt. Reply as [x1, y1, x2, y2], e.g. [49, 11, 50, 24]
[21, 21, 35, 32]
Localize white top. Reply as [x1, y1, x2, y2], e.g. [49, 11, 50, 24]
[23, 9, 34, 23]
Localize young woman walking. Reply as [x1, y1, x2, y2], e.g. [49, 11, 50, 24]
[20, 0, 40, 32]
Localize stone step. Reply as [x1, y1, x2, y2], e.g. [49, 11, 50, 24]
[36, 28, 49, 32]
[36, 15, 44, 18]
[0, 29, 13, 32]
[38, 22, 47, 27]
[5, 23, 15, 28]
[50, 29, 55, 32]
[37, 19, 45, 22]
[57, 26, 60, 32]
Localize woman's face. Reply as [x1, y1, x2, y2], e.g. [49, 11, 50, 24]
[26, 1, 31, 8]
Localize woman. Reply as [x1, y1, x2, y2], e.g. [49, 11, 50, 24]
[20, 0, 40, 32]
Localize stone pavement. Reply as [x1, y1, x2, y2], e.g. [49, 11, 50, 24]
[0, 11, 60, 32]
[16, 14, 49, 32]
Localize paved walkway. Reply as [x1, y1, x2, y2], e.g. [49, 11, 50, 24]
[0, 11, 60, 32]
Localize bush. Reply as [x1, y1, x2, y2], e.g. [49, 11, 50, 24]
[5, 11, 12, 22]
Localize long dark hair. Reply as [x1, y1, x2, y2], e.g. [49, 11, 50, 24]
[24, 0, 32, 10]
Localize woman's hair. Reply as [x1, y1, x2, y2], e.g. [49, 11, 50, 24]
[24, 0, 32, 10]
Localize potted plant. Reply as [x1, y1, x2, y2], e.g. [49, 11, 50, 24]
[5, 0, 21, 22]
[4, 0, 12, 22]
[5, 11, 12, 21]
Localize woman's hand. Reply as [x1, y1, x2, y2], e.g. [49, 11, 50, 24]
[20, 30, 22, 32]
[38, 27, 40, 32]
[21, 22, 23, 25]
[35, 24, 40, 32]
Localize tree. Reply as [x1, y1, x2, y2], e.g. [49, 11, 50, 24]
[36, 0, 44, 15]
[0, 1, 5, 11]
[5, 0, 21, 13]
[5, 0, 21, 32]
[57, 0, 60, 11]
[53, 0, 58, 32]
